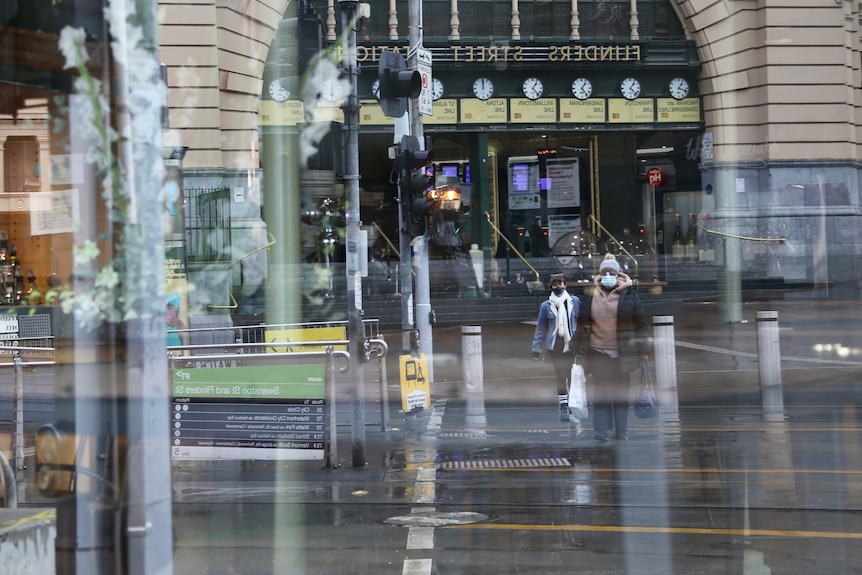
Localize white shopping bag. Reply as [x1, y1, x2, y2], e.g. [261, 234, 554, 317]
[568, 359, 588, 420]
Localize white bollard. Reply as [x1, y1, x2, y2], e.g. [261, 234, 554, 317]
[461, 325, 486, 428]
[756, 311, 784, 417]
[469, 244, 484, 293]
[652, 316, 679, 413]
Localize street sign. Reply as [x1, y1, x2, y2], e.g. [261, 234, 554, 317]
[399, 353, 430, 410]
[417, 48, 432, 116]
[171, 365, 326, 460]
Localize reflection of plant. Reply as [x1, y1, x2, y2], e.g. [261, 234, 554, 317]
[52, 6, 166, 331]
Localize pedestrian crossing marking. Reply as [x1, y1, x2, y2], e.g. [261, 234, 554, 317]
[437, 458, 570, 470]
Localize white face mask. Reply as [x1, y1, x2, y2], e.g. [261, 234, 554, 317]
[600, 274, 618, 289]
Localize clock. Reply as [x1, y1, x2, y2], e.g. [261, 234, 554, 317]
[668, 77, 690, 100]
[472, 77, 494, 100]
[522, 77, 544, 100]
[620, 77, 641, 100]
[371, 79, 380, 100]
[321, 78, 343, 102]
[268, 78, 290, 102]
[571, 77, 592, 100]
[432, 78, 444, 101]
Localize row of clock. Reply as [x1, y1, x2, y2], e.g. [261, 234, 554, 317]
[366, 76, 690, 103]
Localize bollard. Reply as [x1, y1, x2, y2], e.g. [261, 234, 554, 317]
[652, 316, 679, 413]
[469, 244, 484, 293]
[461, 326, 486, 428]
[756, 311, 784, 417]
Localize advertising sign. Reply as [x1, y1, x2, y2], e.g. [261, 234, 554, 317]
[546, 158, 580, 208]
[171, 364, 326, 461]
[265, 326, 347, 353]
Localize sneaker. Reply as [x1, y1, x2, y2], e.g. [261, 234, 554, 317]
[615, 434, 628, 441]
[560, 406, 572, 422]
[594, 434, 609, 443]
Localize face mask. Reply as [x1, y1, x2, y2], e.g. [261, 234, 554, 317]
[600, 275, 618, 289]
[552, 287, 565, 296]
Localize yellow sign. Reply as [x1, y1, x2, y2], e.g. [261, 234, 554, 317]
[265, 326, 347, 353]
[559, 98, 606, 123]
[425, 99, 459, 124]
[460, 98, 508, 123]
[259, 100, 304, 126]
[400, 353, 430, 411]
[608, 98, 655, 123]
[510, 98, 557, 123]
[313, 102, 344, 123]
[656, 98, 701, 123]
[359, 100, 396, 125]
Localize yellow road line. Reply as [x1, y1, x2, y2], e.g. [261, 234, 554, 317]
[446, 522, 862, 540]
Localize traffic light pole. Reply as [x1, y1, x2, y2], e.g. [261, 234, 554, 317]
[339, 0, 366, 467]
[408, 0, 434, 382]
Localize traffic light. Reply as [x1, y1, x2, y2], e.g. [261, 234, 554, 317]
[400, 135, 434, 237]
[378, 49, 421, 118]
[35, 422, 78, 497]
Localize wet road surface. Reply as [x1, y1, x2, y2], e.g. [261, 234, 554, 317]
[5, 297, 862, 573]
[169, 364, 862, 575]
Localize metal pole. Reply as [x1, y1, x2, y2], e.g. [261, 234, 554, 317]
[756, 311, 784, 417]
[378, 345, 391, 431]
[13, 356, 24, 471]
[461, 326, 486, 427]
[339, 0, 366, 467]
[652, 316, 679, 413]
[325, 348, 338, 468]
[408, 0, 434, 372]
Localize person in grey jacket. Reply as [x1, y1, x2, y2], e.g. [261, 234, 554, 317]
[576, 255, 650, 442]
[532, 273, 581, 421]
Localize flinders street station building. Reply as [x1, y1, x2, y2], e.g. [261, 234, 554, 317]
[2, 0, 861, 321]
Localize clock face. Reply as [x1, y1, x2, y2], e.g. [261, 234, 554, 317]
[620, 77, 641, 100]
[268, 79, 290, 102]
[472, 77, 494, 100]
[571, 77, 592, 100]
[669, 77, 690, 100]
[432, 78, 444, 101]
[321, 79, 344, 102]
[522, 77, 544, 100]
[371, 79, 380, 100]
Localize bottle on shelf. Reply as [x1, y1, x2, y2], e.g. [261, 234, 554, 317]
[685, 213, 698, 263]
[670, 213, 685, 263]
[26, 268, 40, 306]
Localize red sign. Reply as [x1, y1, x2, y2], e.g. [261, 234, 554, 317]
[646, 167, 665, 187]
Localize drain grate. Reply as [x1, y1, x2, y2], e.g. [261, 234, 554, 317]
[437, 457, 570, 470]
[437, 431, 488, 439]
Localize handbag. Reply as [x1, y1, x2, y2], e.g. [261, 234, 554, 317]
[567, 357, 589, 420]
[633, 361, 659, 419]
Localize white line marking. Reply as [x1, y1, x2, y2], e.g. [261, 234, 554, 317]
[406, 527, 434, 550]
[403, 558, 432, 575]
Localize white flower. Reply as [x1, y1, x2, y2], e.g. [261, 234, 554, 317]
[59, 27, 89, 69]
[94, 266, 120, 290]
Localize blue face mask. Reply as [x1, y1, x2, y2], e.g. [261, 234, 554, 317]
[552, 287, 565, 296]
[600, 274, 618, 289]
